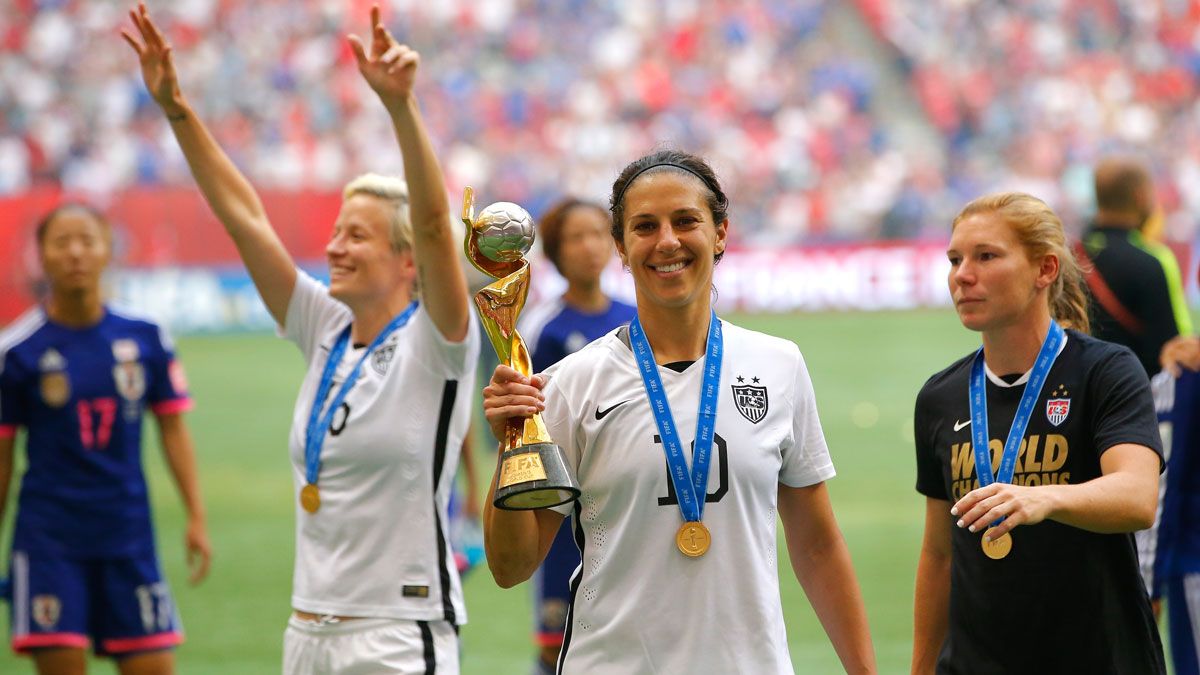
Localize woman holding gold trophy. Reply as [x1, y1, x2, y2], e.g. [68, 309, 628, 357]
[480, 150, 876, 674]
[124, 3, 478, 672]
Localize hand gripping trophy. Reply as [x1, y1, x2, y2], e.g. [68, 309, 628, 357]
[462, 188, 581, 510]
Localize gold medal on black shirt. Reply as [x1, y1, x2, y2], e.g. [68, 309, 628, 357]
[300, 483, 321, 513]
[676, 522, 711, 558]
[981, 527, 1012, 559]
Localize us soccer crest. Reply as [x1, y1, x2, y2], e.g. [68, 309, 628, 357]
[1046, 385, 1070, 427]
[32, 594, 61, 629]
[38, 349, 69, 408]
[371, 340, 397, 376]
[113, 361, 146, 401]
[732, 376, 768, 425]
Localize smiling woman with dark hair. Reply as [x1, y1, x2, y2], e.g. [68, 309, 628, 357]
[482, 150, 876, 674]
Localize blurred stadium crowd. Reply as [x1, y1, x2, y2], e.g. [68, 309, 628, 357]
[3, 0, 1200, 245]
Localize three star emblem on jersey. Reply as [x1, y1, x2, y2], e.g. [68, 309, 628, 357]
[1046, 385, 1071, 427]
[370, 341, 397, 376]
[731, 376, 768, 424]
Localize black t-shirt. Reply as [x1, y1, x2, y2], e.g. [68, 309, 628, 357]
[1083, 224, 1183, 377]
[914, 330, 1165, 675]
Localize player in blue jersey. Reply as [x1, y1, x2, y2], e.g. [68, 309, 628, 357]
[1142, 357, 1200, 674]
[518, 198, 635, 675]
[0, 204, 210, 674]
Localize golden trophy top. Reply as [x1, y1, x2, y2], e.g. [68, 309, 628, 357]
[462, 186, 535, 280]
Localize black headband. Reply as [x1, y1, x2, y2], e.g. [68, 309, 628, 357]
[611, 161, 716, 209]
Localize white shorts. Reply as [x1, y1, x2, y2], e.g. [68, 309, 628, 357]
[283, 615, 459, 674]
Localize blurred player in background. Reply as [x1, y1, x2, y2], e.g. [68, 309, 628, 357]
[1078, 157, 1192, 377]
[483, 150, 876, 674]
[517, 198, 635, 674]
[124, 3, 478, 672]
[913, 192, 1165, 674]
[1141, 364, 1200, 675]
[0, 204, 210, 674]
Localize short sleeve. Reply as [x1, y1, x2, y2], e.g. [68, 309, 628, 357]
[281, 270, 352, 362]
[914, 380, 948, 499]
[779, 350, 836, 488]
[0, 350, 27, 437]
[146, 323, 194, 415]
[407, 307, 480, 380]
[1090, 348, 1164, 460]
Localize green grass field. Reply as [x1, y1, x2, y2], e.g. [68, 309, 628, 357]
[0, 309, 1050, 673]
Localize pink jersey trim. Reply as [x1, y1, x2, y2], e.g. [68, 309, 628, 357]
[151, 398, 194, 416]
[536, 631, 565, 647]
[12, 633, 90, 653]
[101, 631, 183, 654]
[0, 424, 16, 439]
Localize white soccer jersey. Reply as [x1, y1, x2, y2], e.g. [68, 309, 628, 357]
[540, 320, 835, 675]
[283, 271, 479, 622]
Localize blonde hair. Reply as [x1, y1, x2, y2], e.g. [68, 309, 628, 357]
[952, 192, 1090, 334]
[342, 173, 412, 253]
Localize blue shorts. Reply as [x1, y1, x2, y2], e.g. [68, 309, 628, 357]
[1168, 574, 1200, 675]
[6, 548, 183, 656]
[533, 519, 579, 647]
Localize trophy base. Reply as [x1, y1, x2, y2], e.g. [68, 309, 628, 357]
[494, 443, 581, 511]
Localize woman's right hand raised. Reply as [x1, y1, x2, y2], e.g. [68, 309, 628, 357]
[121, 2, 186, 115]
[482, 365, 547, 445]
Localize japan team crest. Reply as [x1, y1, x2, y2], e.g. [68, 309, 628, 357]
[40, 372, 69, 408]
[1046, 385, 1071, 426]
[732, 376, 768, 424]
[38, 349, 69, 408]
[32, 594, 61, 630]
[113, 361, 146, 401]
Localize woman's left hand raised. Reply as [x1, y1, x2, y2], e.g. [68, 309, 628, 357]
[348, 4, 418, 111]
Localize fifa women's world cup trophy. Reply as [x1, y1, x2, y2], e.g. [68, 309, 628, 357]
[462, 188, 581, 510]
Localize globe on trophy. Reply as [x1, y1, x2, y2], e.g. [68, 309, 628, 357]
[462, 187, 581, 510]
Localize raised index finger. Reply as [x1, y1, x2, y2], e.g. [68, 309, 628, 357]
[138, 3, 168, 50]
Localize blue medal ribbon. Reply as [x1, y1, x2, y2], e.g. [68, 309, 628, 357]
[968, 321, 1065, 497]
[629, 311, 723, 524]
[304, 302, 419, 486]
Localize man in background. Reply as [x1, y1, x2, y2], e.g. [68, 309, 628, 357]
[1079, 157, 1192, 376]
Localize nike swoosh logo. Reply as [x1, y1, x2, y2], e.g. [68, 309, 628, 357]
[953, 419, 971, 432]
[595, 400, 631, 420]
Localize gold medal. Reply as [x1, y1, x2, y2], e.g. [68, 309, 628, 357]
[300, 483, 321, 513]
[981, 527, 1012, 560]
[676, 522, 711, 558]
